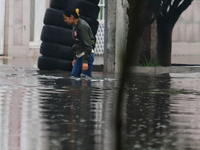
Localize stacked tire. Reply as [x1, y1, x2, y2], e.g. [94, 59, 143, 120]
[38, 0, 100, 71]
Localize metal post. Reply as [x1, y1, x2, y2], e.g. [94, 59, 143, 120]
[115, 0, 128, 73]
[104, 0, 128, 73]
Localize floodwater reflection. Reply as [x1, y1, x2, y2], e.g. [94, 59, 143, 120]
[1, 66, 200, 149]
[38, 77, 112, 150]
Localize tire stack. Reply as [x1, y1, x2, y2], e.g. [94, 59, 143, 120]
[38, 0, 100, 71]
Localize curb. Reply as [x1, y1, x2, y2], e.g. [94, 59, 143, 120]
[130, 66, 200, 74]
[92, 65, 200, 74]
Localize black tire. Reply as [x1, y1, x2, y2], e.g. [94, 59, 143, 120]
[38, 56, 72, 71]
[44, 8, 72, 29]
[67, 0, 100, 19]
[80, 16, 99, 36]
[40, 42, 74, 61]
[41, 25, 73, 47]
[85, 0, 100, 5]
[43, 8, 98, 36]
[50, 0, 100, 11]
[50, 0, 69, 10]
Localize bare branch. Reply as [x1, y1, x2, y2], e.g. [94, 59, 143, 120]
[172, 0, 183, 9]
[162, 0, 171, 16]
[177, 0, 193, 13]
[167, 0, 182, 18]
[148, 0, 171, 24]
[169, 0, 193, 27]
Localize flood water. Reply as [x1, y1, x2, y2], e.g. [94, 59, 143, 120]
[1, 64, 200, 150]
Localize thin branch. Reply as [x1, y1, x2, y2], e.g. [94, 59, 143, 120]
[172, 0, 183, 9]
[149, 0, 171, 24]
[167, 0, 182, 18]
[162, 0, 172, 16]
[145, 2, 158, 23]
[142, 0, 170, 25]
[170, 0, 193, 27]
[177, 0, 193, 13]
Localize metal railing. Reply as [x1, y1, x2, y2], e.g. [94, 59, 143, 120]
[94, 0, 105, 55]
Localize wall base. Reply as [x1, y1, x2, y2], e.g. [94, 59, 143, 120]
[4, 45, 41, 58]
[172, 43, 200, 56]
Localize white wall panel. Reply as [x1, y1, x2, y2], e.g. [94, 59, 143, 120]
[30, 0, 47, 48]
[0, 0, 5, 54]
[172, 0, 200, 56]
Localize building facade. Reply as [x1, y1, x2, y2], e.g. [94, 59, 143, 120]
[0, 0, 105, 57]
[0, 0, 50, 57]
[0, 0, 200, 69]
[172, 0, 200, 57]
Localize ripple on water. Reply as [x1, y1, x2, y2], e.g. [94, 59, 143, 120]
[2, 68, 200, 149]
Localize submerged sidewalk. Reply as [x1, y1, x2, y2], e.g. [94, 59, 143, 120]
[1, 56, 200, 149]
[130, 65, 200, 74]
[1, 56, 200, 74]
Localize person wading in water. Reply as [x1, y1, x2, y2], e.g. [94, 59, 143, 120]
[63, 7, 95, 78]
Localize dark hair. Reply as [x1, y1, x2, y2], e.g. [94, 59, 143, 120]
[63, 7, 80, 18]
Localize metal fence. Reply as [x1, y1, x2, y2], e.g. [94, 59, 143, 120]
[94, 0, 105, 55]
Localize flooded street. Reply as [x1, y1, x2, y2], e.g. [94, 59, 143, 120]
[1, 60, 200, 149]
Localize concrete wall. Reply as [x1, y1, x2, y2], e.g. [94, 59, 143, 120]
[0, 0, 5, 55]
[0, 0, 49, 57]
[4, 0, 31, 57]
[115, 0, 129, 73]
[104, 0, 129, 73]
[29, 0, 49, 54]
[0, 0, 199, 65]
[104, 0, 116, 73]
[172, 0, 200, 56]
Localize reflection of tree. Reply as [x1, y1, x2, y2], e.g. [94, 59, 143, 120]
[124, 74, 176, 149]
[38, 77, 102, 150]
[101, 81, 117, 150]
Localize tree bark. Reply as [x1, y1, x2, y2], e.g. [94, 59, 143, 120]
[156, 0, 194, 66]
[157, 16, 173, 66]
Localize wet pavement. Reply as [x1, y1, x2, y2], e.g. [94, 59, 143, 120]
[1, 58, 200, 150]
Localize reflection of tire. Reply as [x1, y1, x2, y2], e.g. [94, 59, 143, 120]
[44, 8, 72, 29]
[41, 25, 73, 46]
[40, 42, 74, 61]
[50, 0, 68, 10]
[67, 0, 100, 19]
[38, 56, 72, 71]
[80, 16, 99, 36]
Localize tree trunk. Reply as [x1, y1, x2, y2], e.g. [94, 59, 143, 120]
[129, 37, 142, 66]
[126, 15, 144, 66]
[157, 16, 173, 66]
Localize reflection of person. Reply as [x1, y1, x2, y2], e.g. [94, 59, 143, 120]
[63, 7, 95, 78]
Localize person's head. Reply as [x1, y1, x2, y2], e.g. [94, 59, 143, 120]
[63, 7, 80, 25]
